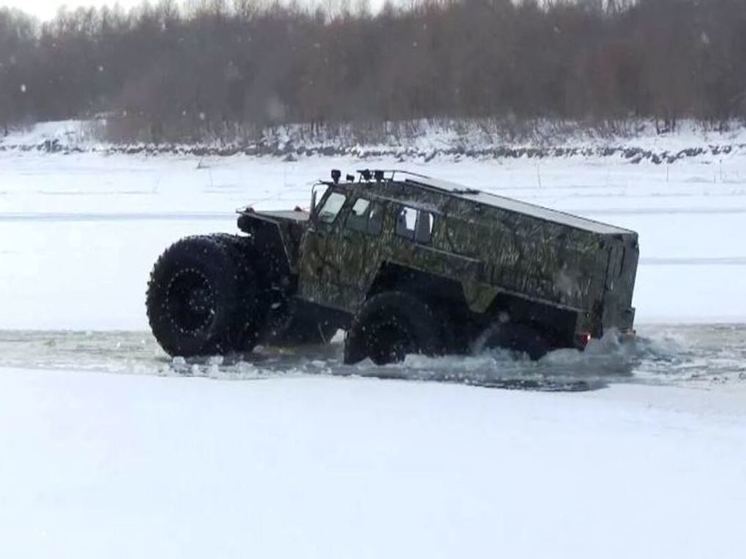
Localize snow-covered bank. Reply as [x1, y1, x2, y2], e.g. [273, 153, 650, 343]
[1, 366, 744, 559]
[3, 119, 746, 163]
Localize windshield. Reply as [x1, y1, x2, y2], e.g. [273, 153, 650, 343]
[317, 191, 347, 224]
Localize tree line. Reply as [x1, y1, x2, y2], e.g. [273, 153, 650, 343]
[1, 0, 746, 142]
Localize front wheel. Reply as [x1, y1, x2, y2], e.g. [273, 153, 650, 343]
[344, 291, 442, 365]
[146, 234, 262, 357]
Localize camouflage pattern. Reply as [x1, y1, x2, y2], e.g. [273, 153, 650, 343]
[241, 171, 639, 341]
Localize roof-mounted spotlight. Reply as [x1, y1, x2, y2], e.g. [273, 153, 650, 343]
[331, 169, 341, 184]
[346, 174, 355, 182]
[374, 170, 384, 182]
[360, 169, 372, 181]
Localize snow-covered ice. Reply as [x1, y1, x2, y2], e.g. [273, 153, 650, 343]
[1, 127, 746, 558]
[1, 367, 746, 559]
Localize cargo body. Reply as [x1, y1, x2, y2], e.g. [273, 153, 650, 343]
[281, 172, 638, 349]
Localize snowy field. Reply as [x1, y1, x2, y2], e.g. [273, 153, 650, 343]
[2, 368, 746, 559]
[1, 138, 746, 557]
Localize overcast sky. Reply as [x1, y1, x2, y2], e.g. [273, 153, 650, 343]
[5, 0, 135, 20]
[3, 0, 388, 21]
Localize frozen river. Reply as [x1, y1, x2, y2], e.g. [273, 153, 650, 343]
[2, 141, 746, 559]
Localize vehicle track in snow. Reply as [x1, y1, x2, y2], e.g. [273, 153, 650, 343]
[1, 325, 743, 391]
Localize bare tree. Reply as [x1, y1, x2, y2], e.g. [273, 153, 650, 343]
[1, 0, 745, 141]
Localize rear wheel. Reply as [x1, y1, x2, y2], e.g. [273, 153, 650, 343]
[146, 234, 264, 357]
[475, 322, 550, 360]
[344, 291, 442, 365]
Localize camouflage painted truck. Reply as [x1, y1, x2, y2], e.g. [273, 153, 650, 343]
[146, 170, 639, 364]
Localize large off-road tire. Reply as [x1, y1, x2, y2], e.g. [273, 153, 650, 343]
[475, 322, 550, 360]
[211, 234, 336, 349]
[344, 291, 443, 365]
[146, 234, 263, 357]
[210, 233, 272, 351]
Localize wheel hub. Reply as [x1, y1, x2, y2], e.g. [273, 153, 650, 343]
[166, 269, 215, 333]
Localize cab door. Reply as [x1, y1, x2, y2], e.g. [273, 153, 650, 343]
[297, 187, 349, 308]
[330, 197, 386, 310]
[298, 191, 384, 313]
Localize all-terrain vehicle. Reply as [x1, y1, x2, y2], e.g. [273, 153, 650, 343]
[146, 170, 639, 364]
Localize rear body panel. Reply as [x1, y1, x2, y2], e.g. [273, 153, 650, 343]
[600, 233, 639, 333]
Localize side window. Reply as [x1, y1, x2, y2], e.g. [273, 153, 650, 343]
[396, 206, 434, 243]
[317, 191, 347, 224]
[396, 207, 417, 239]
[346, 198, 385, 236]
[368, 203, 384, 235]
[346, 198, 370, 232]
[415, 211, 434, 243]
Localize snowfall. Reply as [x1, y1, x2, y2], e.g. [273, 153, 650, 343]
[1, 122, 745, 558]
